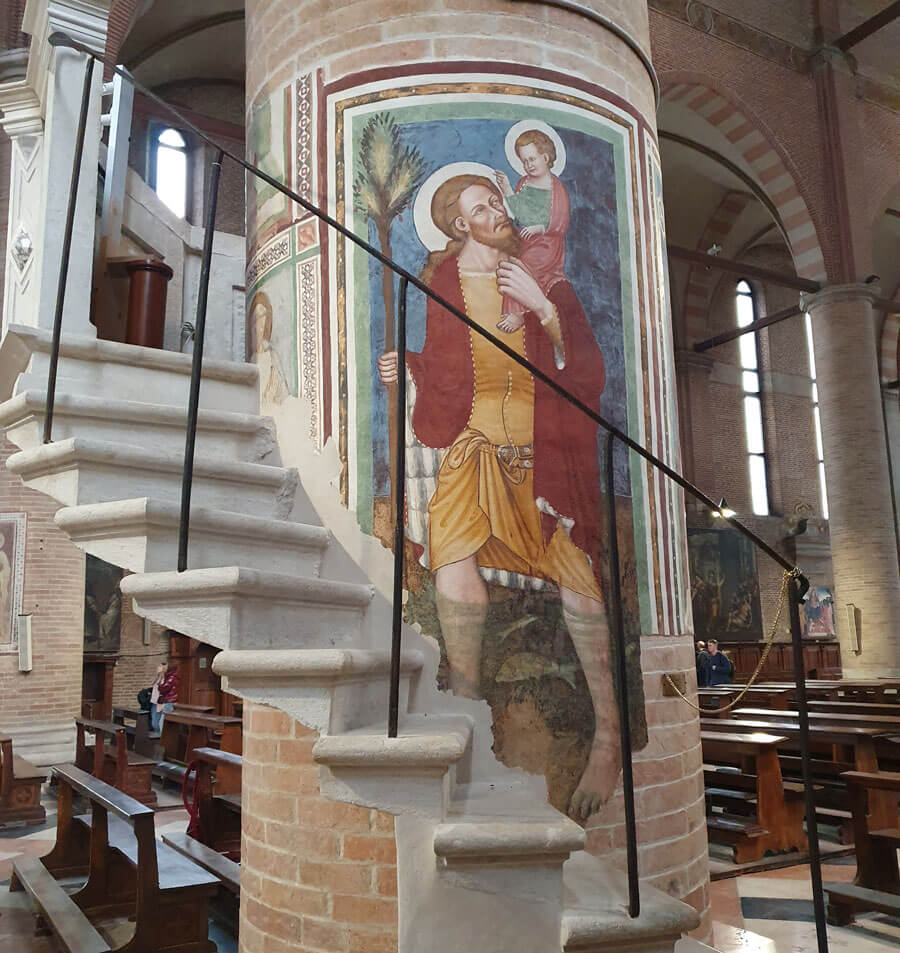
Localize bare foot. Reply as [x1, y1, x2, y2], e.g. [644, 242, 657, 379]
[496, 313, 525, 333]
[568, 739, 622, 821]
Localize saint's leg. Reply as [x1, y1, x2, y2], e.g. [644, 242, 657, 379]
[435, 556, 489, 699]
[561, 586, 622, 820]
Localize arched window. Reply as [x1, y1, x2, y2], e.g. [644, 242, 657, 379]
[805, 314, 829, 519]
[736, 280, 769, 515]
[152, 126, 187, 218]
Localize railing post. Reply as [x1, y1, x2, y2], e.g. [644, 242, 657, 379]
[605, 434, 640, 918]
[788, 572, 829, 953]
[43, 55, 95, 445]
[177, 148, 225, 572]
[388, 277, 409, 738]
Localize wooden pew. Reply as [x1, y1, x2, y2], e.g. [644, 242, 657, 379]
[172, 703, 215, 715]
[702, 730, 806, 862]
[809, 700, 900, 718]
[10, 763, 218, 953]
[163, 747, 241, 921]
[826, 770, 900, 925]
[155, 711, 242, 788]
[111, 707, 155, 756]
[0, 734, 46, 829]
[733, 707, 900, 732]
[75, 717, 157, 807]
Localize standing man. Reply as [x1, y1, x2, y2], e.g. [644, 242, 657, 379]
[699, 639, 734, 687]
[695, 640, 708, 687]
[378, 172, 619, 819]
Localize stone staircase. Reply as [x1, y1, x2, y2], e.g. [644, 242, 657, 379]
[0, 323, 700, 953]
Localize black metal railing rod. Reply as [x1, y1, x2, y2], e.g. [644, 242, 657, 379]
[44, 33, 800, 576]
[605, 435, 640, 918]
[43, 54, 95, 445]
[177, 149, 224, 573]
[388, 277, 409, 739]
[787, 575, 829, 953]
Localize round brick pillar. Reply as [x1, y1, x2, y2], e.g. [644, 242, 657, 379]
[803, 284, 900, 675]
[244, 0, 709, 944]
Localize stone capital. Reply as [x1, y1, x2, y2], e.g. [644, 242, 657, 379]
[0, 52, 42, 137]
[799, 282, 882, 315]
[21, 0, 111, 113]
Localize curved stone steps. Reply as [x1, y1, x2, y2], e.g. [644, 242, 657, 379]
[0, 389, 277, 463]
[560, 851, 700, 952]
[314, 714, 474, 817]
[6, 438, 298, 518]
[55, 497, 330, 575]
[0, 324, 258, 414]
[212, 647, 425, 734]
[121, 565, 373, 652]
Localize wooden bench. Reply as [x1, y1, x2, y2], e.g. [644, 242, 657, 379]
[734, 707, 900, 732]
[0, 733, 46, 829]
[111, 707, 154, 755]
[75, 717, 157, 806]
[10, 763, 218, 953]
[701, 730, 806, 862]
[155, 711, 241, 788]
[826, 770, 900, 925]
[808, 700, 900, 718]
[172, 704, 215, 715]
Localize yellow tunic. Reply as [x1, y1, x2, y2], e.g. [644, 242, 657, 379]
[427, 272, 601, 601]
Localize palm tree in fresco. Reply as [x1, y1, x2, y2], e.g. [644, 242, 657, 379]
[354, 113, 428, 528]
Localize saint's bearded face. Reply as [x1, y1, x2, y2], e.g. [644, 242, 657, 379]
[453, 184, 520, 255]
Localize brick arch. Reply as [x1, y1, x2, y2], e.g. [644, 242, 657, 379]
[659, 78, 827, 285]
[682, 190, 751, 342]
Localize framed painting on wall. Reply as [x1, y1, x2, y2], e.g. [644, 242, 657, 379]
[0, 513, 26, 648]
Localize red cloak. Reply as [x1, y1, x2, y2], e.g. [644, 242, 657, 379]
[406, 256, 606, 574]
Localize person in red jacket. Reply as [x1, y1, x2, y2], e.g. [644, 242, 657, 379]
[378, 173, 616, 819]
[151, 660, 179, 733]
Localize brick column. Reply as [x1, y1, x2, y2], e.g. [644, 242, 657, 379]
[802, 284, 900, 674]
[240, 702, 399, 953]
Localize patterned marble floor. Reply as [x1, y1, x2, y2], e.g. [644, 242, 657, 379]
[0, 783, 237, 953]
[709, 856, 900, 952]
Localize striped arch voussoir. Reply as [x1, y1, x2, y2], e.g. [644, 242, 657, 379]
[662, 82, 827, 288]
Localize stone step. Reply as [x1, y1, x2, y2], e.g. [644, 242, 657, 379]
[6, 438, 297, 518]
[314, 714, 474, 816]
[0, 324, 258, 415]
[121, 566, 374, 652]
[55, 497, 329, 575]
[212, 648, 425, 734]
[560, 852, 700, 952]
[0, 389, 277, 463]
[436, 781, 585, 867]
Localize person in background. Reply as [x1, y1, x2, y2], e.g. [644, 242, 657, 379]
[695, 640, 708, 687]
[151, 660, 179, 733]
[700, 639, 734, 687]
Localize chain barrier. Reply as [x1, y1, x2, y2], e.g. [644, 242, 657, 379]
[664, 567, 802, 714]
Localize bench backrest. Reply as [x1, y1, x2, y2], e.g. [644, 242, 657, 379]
[53, 764, 159, 893]
[0, 735, 12, 796]
[76, 718, 128, 784]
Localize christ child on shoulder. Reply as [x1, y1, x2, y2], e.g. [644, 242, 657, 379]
[493, 128, 571, 331]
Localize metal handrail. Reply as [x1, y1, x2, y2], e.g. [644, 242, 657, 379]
[42, 33, 829, 949]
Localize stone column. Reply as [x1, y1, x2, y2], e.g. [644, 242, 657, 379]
[802, 284, 900, 674]
[0, 0, 109, 339]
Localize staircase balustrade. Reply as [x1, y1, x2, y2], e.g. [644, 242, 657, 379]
[37, 31, 830, 946]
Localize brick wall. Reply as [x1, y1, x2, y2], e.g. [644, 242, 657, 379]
[0, 437, 84, 740]
[110, 588, 169, 710]
[240, 702, 399, 953]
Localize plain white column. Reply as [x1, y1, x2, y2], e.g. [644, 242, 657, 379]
[802, 284, 900, 675]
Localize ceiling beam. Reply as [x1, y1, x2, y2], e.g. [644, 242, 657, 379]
[834, 1, 900, 51]
[667, 245, 821, 292]
[693, 305, 802, 352]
